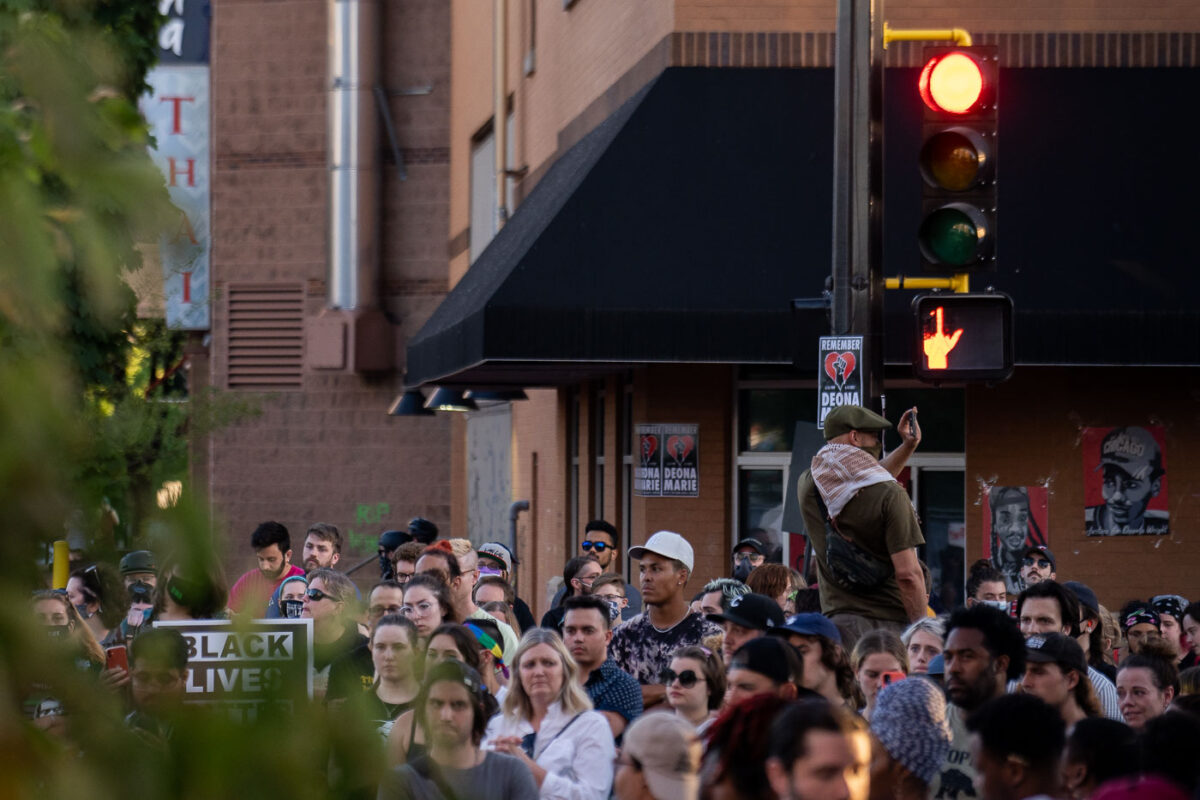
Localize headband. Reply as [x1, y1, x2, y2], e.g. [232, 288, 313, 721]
[464, 622, 508, 679]
[1122, 609, 1161, 632]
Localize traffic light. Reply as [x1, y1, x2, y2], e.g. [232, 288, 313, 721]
[912, 293, 1013, 382]
[917, 46, 998, 273]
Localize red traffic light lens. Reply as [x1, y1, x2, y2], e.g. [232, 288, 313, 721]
[919, 52, 985, 114]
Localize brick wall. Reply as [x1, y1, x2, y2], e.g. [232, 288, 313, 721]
[966, 367, 1200, 609]
[511, 388, 569, 614]
[207, 0, 454, 580]
[631, 365, 735, 597]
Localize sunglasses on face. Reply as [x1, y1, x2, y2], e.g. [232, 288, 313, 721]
[581, 541, 611, 553]
[733, 552, 764, 564]
[1021, 557, 1051, 569]
[661, 668, 703, 688]
[306, 588, 332, 602]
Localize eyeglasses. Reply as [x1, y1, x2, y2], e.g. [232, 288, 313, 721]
[1021, 557, 1051, 569]
[581, 541, 611, 553]
[395, 571, 413, 584]
[402, 601, 435, 617]
[369, 604, 404, 618]
[305, 588, 333, 602]
[660, 668, 703, 688]
[733, 552, 765, 565]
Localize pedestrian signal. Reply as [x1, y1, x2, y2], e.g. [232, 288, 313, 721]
[912, 293, 1013, 382]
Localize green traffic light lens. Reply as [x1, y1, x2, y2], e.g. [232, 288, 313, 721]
[921, 131, 983, 191]
[919, 207, 982, 266]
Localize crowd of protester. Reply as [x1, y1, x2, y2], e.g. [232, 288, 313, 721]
[26, 406, 1200, 800]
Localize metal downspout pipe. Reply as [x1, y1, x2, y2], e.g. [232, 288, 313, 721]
[329, 0, 381, 312]
[494, 0, 508, 230]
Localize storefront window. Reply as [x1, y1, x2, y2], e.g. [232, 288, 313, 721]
[914, 469, 966, 609]
[737, 469, 785, 559]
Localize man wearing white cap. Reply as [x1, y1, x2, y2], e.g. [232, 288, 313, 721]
[610, 531, 721, 709]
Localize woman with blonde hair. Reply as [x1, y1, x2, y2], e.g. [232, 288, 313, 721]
[484, 628, 614, 799]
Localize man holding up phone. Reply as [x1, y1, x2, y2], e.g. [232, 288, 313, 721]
[797, 405, 926, 651]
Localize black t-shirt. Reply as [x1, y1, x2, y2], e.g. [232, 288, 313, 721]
[326, 640, 374, 701]
[540, 606, 566, 633]
[513, 597, 537, 632]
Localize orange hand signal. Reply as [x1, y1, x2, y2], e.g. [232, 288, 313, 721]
[922, 306, 963, 369]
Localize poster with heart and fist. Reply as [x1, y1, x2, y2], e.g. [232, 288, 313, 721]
[817, 336, 864, 431]
[635, 424, 699, 497]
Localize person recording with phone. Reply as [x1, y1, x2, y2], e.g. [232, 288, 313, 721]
[851, 629, 909, 719]
[796, 404, 925, 651]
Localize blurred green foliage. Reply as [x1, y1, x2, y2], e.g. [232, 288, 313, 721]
[0, 4, 379, 799]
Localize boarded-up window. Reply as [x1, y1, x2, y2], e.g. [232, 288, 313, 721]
[225, 283, 304, 389]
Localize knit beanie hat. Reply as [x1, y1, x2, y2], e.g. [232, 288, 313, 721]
[870, 678, 952, 784]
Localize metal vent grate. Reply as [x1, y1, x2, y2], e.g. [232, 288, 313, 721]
[226, 283, 304, 389]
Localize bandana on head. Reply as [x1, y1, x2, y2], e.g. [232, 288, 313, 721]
[1122, 608, 1161, 632]
[1150, 594, 1189, 621]
[464, 622, 508, 679]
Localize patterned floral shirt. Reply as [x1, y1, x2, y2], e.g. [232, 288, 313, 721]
[609, 611, 721, 685]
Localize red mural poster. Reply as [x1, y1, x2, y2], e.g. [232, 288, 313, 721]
[1082, 426, 1168, 537]
[982, 486, 1049, 594]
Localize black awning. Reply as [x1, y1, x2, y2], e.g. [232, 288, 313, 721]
[405, 68, 835, 387]
[407, 66, 1200, 388]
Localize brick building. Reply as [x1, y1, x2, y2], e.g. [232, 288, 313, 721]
[402, 1, 1200, 617]
[200, 0, 454, 574]
[199, 0, 1200, 614]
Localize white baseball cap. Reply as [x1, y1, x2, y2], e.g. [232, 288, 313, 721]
[628, 530, 694, 572]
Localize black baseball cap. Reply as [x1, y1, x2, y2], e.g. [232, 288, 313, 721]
[409, 517, 438, 544]
[1064, 581, 1100, 615]
[708, 593, 784, 631]
[731, 537, 766, 556]
[728, 636, 802, 686]
[378, 530, 411, 552]
[1025, 632, 1087, 675]
[1022, 544, 1056, 571]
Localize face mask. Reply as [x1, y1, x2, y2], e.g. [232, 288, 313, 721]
[281, 599, 304, 619]
[860, 442, 884, 461]
[606, 598, 621, 622]
[46, 625, 71, 641]
[74, 603, 92, 620]
[732, 562, 753, 582]
[979, 600, 1009, 613]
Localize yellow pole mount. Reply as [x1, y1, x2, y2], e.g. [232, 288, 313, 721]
[885, 273, 971, 293]
[882, 22, 973, 49]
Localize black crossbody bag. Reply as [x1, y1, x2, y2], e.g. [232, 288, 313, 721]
[814, 492, 893, 590]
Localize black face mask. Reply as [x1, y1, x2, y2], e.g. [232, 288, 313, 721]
[46, 625, 71, 641]
[281, 599, 304, 619]
[732, 561, 754, 582]
[379, 551, 395, 581]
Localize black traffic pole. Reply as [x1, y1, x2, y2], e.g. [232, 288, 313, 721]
[830, 0, 885, 415]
